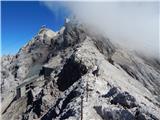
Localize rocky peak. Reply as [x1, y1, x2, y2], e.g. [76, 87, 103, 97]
[1, 19, 160, 120]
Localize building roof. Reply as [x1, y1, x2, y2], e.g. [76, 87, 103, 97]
[16, 75, 39, 89]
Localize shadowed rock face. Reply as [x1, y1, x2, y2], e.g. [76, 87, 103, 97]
[102, 87, 119, 98]
[94, 106, 135, 120]
[111, 92, 137, 108]
[103, 87, 137, 108]
[57, 56, 87, 91]
[94, 105, 159, 120]
[27, 90, 33, 106]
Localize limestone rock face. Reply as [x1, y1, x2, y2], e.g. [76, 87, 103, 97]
[1, 20, 160, 120]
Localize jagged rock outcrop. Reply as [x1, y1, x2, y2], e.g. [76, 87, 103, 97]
[57, 55, 87, 91]
[1, 19, 160, 120]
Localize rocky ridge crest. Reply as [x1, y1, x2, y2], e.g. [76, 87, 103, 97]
[1, 19, 160, 120]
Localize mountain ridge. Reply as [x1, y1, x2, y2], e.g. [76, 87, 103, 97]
[1, 19, 160, 120]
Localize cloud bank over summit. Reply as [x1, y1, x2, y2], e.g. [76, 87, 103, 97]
[43, 1, 159, 59]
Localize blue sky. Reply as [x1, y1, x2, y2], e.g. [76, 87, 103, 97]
[1, 1, 71, 55]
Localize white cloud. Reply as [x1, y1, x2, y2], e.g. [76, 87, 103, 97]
[43, 1, 160, 59]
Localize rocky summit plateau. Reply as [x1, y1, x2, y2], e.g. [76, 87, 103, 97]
[1, 19, 160, 120]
